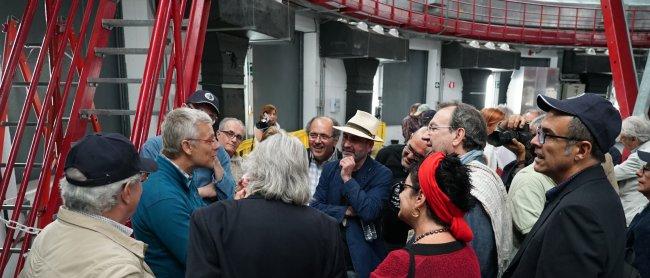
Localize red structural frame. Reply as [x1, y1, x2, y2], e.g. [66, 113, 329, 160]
[309, 0, 650, 47]
[0, 0, 210, 275]
[601, 0, 638, 118]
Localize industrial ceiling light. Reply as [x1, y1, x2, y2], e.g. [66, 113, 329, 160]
[586, 48, 597, 55]
[468, 40, 480, 48]
[388, 28, 399, 37]
[356, 21, 369, 32]
[498, 43, 510, 51]
[484, 42, 496, 50]
[371, 25, 384, 34]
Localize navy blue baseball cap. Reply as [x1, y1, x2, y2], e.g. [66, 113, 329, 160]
[64, 133, 157, 187]
[639, 150, 650, 163]
[186, 90, 220, 115]
[536, 93, 622, 152]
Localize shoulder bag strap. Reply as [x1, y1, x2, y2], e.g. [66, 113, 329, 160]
[404, 246, 416, 278]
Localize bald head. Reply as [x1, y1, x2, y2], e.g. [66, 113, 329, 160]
[402, 127, 431, 168]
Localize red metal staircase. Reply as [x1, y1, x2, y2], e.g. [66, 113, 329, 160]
[0, 0, 210, 275]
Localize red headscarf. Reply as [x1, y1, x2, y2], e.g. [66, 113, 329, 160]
[417, 152, 473, 242]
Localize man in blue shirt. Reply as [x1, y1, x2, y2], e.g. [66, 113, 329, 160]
[140, 90, 235, 200]
[311, 110, 392, 278]
[133, 107, 218, 277]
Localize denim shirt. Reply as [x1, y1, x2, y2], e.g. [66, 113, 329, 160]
[140, 135, 236, 200]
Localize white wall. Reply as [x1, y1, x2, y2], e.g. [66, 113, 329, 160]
[121, 0, 156, 136]
[322, 58, 348, 125]
[441, 69, 463, 103]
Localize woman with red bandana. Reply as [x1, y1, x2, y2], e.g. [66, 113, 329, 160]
[371, 152, 480, 278]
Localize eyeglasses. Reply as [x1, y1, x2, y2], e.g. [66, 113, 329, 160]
[405, 144, 425, 160]
[187, 137, 218, 145]
[308, 132, 333, 141]
[535, 128, 581, 145]
[219, 130, 244, 141]
[427, 124, 452, 132]
[642, 164, 650, 174]
[395, 181, 414, 193]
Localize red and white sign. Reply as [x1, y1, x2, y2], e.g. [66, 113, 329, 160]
[448, 81, 456, 89]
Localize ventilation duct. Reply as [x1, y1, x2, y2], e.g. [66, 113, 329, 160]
[201, 32, 249, 116]
[562, 50, 647, 74]
[460, 69, 491, 109]
[320, 21, 408, 62]
[208, 0, 294, 43]
[442, 42, 520, 70]
[344, 58, 379, 120]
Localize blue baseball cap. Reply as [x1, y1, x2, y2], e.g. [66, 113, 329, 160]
[64, 133, 157, 187]
[639, 150, 650, 163]
[186, 90, 220, 115]
[536, 93, 622, 152]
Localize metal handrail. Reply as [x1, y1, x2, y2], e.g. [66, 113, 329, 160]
[311, 0, 650, 46]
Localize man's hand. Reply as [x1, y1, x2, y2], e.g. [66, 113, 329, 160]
[197, 183, 217, 198]
[339, 156, 355, 183]
[213, 156, 224, 182]
[499, 114, 528, 130]
[505, 138, 527, 162]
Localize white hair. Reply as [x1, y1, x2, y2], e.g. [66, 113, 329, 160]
[621, 116, 650, 143]
[242, 132, 311, 205]
[218, 117, 244, 130]
[161, 107, 213, 158]
[60, 168, 140, 215]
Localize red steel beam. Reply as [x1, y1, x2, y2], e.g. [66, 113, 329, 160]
[601, 0, 638, 118]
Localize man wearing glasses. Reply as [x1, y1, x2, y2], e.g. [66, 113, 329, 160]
[376, 127, 430, 251]
[216, 117, 246, 181]
[140, 90, 235, 201]
[133, 108, 219, 277]
[423, 102, 512, 277]
[504, 93, 626, 277]
[22, 133, 157, 277]
[305, 116, 342, 197]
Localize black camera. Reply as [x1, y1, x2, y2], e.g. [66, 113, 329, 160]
[487, 124, 534, 147]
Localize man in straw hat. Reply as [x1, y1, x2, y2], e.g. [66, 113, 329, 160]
[311, 110, 393, 278]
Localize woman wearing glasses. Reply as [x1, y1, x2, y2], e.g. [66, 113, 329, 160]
[371, 152, 479, 278]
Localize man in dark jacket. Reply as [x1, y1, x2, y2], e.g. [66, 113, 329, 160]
[504, 93, 625, 277]
[311, 110, 392, 278]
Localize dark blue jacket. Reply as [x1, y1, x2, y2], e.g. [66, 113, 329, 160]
[628, 205, 650, 278]
[133, 155, 206, 277]
[311, 156, 392, 278]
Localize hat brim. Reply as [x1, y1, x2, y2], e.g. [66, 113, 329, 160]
[536, 95, 574, 116]
[334, 126, 384, 142]
[639, 150, 650, 163]
[188, 100, 220, 115]
[138, 157, 158, 173]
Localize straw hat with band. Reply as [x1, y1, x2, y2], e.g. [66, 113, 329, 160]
[334, 110, 383, 142]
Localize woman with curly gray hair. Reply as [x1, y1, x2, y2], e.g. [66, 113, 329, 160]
[186, 133, 346, 277]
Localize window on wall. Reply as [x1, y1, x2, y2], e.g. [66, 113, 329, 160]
[378, 50, 428, 125]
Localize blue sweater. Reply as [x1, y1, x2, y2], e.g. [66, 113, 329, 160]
[310, 156, 392, 278]
[132, 155, 207, 277]
[140, 135, 235, 200]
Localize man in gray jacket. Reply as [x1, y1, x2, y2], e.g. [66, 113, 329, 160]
[21, 133, 157, 277]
